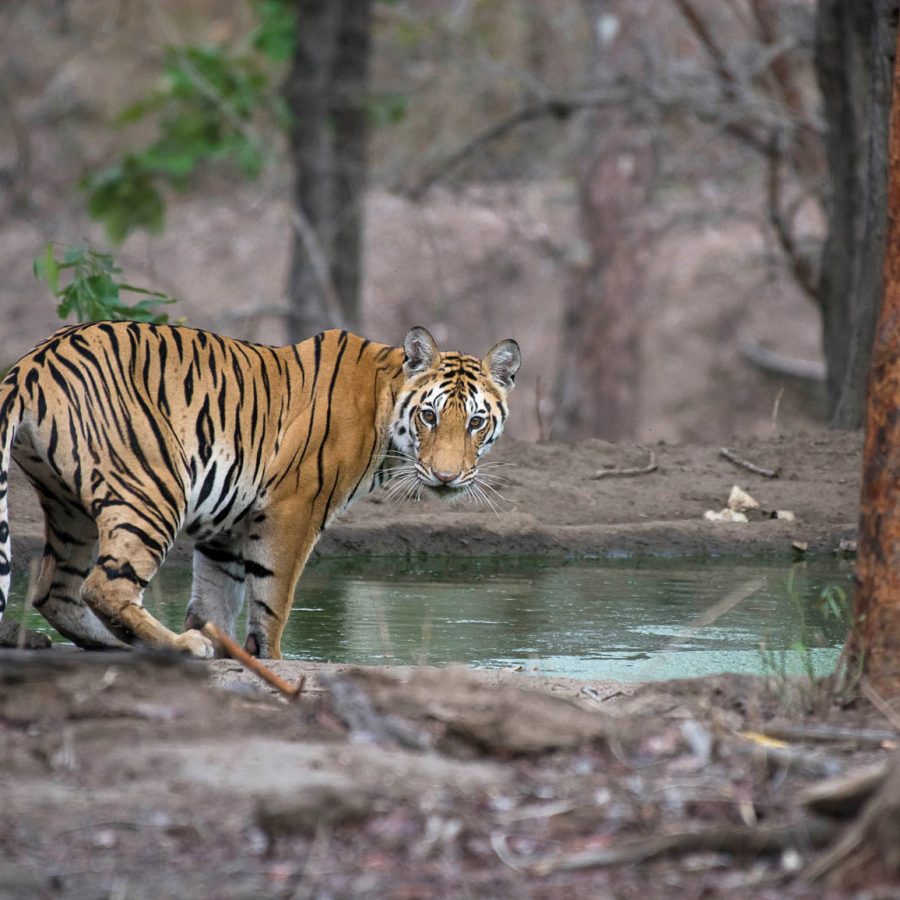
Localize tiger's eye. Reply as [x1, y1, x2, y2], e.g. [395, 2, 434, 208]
[421, 409, 436, 425]
[469, 415, 484, 430]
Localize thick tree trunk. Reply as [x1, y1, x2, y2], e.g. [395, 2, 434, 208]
[848, 17, 900, 698]
[282, 0, 372, 342]
[815, 0, 896, 428]
[552, 0, 651, 441]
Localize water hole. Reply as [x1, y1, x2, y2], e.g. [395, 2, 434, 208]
[14, 556, 855, 681]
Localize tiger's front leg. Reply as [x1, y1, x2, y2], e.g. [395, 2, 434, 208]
[81, 521, 216, 658]
[184, 536, 247, 644]
[242, 505, 319, 659]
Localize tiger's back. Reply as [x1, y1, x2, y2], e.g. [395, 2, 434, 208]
[0, 322, 519, 658]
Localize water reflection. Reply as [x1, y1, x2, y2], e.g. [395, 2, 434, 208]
[19, 556, 855, 681]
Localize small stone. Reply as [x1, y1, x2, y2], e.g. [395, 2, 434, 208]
[770, 510, 795, 521]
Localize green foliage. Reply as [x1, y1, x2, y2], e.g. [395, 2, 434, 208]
[757, 571, 856, 711]
[817, 584, 852, 628]
[34, 242, 177, 324]
[84, 43, 270, 244]
[84, 0, 408, 245]
[83, 156, 166, 244]
[250, 0, 298, 62]
[84, 17, 279, 244]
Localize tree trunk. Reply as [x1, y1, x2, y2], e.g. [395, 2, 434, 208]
[282, 0, 372, 342]
[848, 15, 900, 698]
[815, 0, 896, 428]
[552, 0, 652, 442]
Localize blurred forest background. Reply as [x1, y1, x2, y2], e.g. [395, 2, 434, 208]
[0, 0, 890, 443]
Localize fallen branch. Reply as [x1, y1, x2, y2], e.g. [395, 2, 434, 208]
[199, 622, 304, 700]
[720, 447, 780, 478]
[593, 449, 658, 480]
[493, 816, 839, 875]
[760, 723, 899, 748]
[740, 339, 826, 382]
[801, 762, 888, 817]
[734, 732, 843, 779]
[805, 753, 900, 882]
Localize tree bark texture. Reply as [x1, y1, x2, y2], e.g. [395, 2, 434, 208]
[815, 0, 897, 428]
[851, 15, 900, 698]
[552, 0, 652, 441]
[282, 0, 372, 342]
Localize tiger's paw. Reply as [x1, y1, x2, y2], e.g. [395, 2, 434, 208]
[173, 629, 215, 659]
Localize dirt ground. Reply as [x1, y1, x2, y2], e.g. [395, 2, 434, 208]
[7, 429, 862, 570]
[2, 647, 898, 899]
[2, 428, 891, 899]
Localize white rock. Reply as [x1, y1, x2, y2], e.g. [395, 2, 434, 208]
[703, 508, 749, 524]
[728, 485, 759, 512]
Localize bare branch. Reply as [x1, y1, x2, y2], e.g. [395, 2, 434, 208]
[765, 132, 820, 302]
[291, 209, 348, 330]
[672, 0, 739, 88]
[402, 88, 631, 199]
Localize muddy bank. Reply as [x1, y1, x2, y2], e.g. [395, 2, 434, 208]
[7, 430, 862, 570]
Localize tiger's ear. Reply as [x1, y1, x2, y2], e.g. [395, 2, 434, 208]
[403, 326, 439, 377]
[483, 339, 521, 390]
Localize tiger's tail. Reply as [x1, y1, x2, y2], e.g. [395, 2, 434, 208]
[0, 377, 22, 625]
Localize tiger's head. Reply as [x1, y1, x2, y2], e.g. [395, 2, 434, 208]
[389, 326, 521, 501]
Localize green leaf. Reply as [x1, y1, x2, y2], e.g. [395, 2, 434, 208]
[33, 240, 180, 325]
[250, 0, 297, 62]
[33, 243, 60, 294]
[83, 158, 166, 244]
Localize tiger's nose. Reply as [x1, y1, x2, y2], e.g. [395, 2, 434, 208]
[434, 470, 459, 484]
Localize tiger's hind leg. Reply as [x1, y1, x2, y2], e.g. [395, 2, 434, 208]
[80, 518, 214, 658]
[31, 501, 125, 649]
[183, 536, 247, 642]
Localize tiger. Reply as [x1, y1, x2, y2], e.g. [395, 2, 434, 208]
[0, 323, 520, 659]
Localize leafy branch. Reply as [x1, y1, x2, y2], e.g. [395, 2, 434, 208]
[83, 0, 296, 244]
[34, 242, 178, 324]
[82, 0, 406, 245]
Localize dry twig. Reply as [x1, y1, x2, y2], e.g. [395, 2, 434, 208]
[801, 762, 888, 817]
[719, 447, 780, 478]
[592, 449, 658, 480]
[199, 622, 304, 700]
[493, 817, 839, 875]
[760, 723, 898, 748]
[804, 753, 900, 882]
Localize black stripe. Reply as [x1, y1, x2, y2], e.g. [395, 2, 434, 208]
[245, 559, 275, 579]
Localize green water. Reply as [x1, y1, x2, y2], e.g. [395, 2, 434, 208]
[14, 556, 855, 681]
